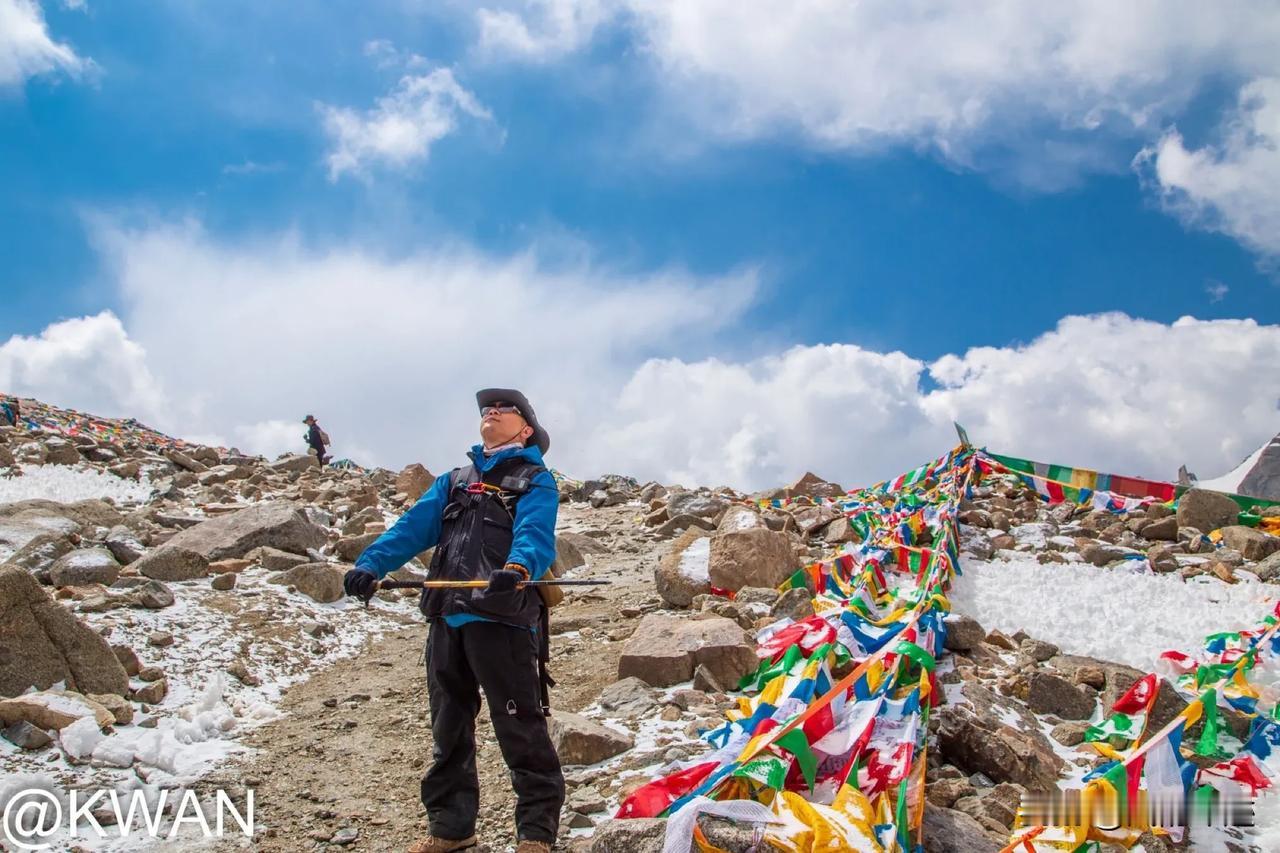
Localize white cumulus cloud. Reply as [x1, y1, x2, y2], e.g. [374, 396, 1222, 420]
[473, 1, 1280, 191]
[320, 67, 495, 180]
[0, 312, 168, 425]
[1136, 77, 1280, 259]
[0, 0, 92, 88]
[7, 224, 1278, 491]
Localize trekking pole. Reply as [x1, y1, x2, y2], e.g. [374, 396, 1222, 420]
[361, 577, 611, 608]
[374, 579, 611, 591]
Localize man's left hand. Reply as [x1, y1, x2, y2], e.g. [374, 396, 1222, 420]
[488, 563, 530, 592]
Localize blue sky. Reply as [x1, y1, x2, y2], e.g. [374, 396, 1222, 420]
[3, 1, 1280, 488]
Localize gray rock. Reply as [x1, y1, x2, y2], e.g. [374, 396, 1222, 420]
[0, 566, 130, 698]
[49, 548, 120, 587]
[335, 532, 379, 562]
[1027, 672, 1095, 720]
[921, 805, 1008, 853]
[597, 677, 659, 719]
[618, 614, 756, 688]
[1220, 525, 1280, 562]
[708, 527, 796, 592]
[1, 720, 53, 750]
[770, 587, 814, 621]
[549, 711, 633, 765]
[589, 818, 665, 853]
[135, 547, 209, 581]
[250, 546, 310, 572]
[1176, 489, 1239, 534]
[665, 490, 730, 520]
[943, 615, 986, 652]
[653, 513, 716, 539]
[936, 683, 1066, 790]
[1254, 550, 1280, 582]
[653, 529, 712, 608]
[161, 501, 327, 561]
[267, 563, 346, 603]
[1141, 515, 1178, 541]
[211, 572, 237, 591]
[103, 525, 145, 565]
[2, 531, 74, 574]
[1079, 542, 1130, 566]
[1050, 721, 1088, 746]
[131, 580, 174, 609]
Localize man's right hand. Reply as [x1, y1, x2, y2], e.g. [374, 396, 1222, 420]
[344, 568, 378, 602]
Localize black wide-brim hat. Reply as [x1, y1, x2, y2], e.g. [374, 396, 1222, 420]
[476, 388, 550, 456]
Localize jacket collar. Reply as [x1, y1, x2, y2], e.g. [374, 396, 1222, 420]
[468, 443, 545, 473]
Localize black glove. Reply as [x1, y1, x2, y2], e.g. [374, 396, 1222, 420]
[344, 568, 378, 602]
[487, 566, 527, 593]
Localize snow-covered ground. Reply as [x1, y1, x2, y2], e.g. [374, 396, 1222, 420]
[1198, 442, 1268, 494]
[0, 464, 154, 505]
[950, 552, 1278, 671]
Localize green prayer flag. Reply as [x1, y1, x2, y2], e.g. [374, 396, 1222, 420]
[774, 728, 818, 790]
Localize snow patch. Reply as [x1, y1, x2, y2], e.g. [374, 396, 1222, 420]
[0, 464, 153, 505]
[678, 537, 711, 584]
[950, 553, 1277, 670]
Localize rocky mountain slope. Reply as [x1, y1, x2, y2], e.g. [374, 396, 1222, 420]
[2, 397, 1279, 852]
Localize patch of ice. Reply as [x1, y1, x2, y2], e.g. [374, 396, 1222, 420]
[678, 537, 711, 584]
[0, 464, 153, 505]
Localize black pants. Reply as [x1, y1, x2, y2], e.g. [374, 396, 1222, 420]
[422, 620, 564, 842]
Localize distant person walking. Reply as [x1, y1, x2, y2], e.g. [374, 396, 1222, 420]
[303, 415, 331, 467]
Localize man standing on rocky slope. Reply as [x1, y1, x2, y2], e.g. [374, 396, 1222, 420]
[342, 389, 563, 853]
[303, 414, 331, 468]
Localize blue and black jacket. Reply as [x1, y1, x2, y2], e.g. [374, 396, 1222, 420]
[354, 444, 558, 628]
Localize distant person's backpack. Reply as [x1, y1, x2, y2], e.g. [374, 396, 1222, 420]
[318, 427, 331, 445]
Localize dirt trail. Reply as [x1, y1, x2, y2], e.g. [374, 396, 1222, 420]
[206, 503, 665, 852]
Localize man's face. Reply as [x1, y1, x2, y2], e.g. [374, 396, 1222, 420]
[480, 403, 531, 447]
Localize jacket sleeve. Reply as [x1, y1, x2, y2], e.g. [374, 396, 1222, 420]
[353, 472, 451, 578]
[505, 470, 559, 580]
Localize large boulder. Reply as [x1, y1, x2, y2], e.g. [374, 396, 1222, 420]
[395, 463, 435, 502]
[1027, 672, 1096, 720]
[936, 683, 1066, 790]
[548, 711, 634, 765]
[0, 566, 130, 698]
[267, 563, 347, 603]
[921, 805, 1009, 853]
[134, 546, 210, 581]
[618, 614, 756, 688]
[784, 471, 845, 500]
[1175, 489, 1239, 534]
[654, 529, 712, 608]
[708, 528, 796, 592]
[665, 490, 730, 520]
[1220, 525, 1280, 562]
[269, 454, 319, 474]
[49, 548, 121, 587]
[162, 501, 327, 560]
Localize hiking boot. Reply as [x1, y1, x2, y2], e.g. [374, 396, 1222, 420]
[515, 840, 552, 853]
[406, 836, 477, 853]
